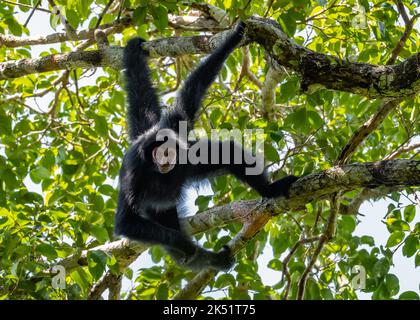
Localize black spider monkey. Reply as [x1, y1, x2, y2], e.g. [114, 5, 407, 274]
[114, 22, 299, 271]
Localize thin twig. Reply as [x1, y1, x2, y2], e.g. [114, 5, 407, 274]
[301, 0, 339, 23]
[336, 99, 401, 165]
[23, 0, 41, 27]
[297, 194, 339, 300]
[0, 0, 51, 13]
[394, 0, 410, 25]
[282, 237, 320, 300]
[95, 0, 115, 29]
[387, 14, 419, 65]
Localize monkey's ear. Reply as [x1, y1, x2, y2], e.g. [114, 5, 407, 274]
[151, 146, 158, 162]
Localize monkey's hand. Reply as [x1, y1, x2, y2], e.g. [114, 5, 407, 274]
[184, 245, 235, 271]
[270, 175, 300, 198]
[233, 21, 246, 38]
[125, 37, 149, 57]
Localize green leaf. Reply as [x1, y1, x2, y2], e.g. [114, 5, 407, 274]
[77, 0, 93, 18]
[71, 268, 91, 292]
[214, 274, 236, 288]
[156, 283, 169, 299]
[90, 225, 109, 243]
[402, 235, 418, 257]
[279, 78, 299, 102]
[285, 107, 309, 133]
[5, 18, 22, 36]
[224, 0, 232, 9]
[124, 268, 133, 280]
[46, 190, 63, 206]
[386, 231, 405, 247]
[98, 184, 115, 196]
[373, 258, 390, 277]
[0, 110, 12, 134]
[41, 150, 56, 169]
[399, 291, 419, 300]
[264, 143, 280, 162]
[384, 274, 399, 296]
[267, 259, 282, 271]
[30, 166, 50, 183]
[36, 243, 58, 260]
[151, 5, 168, 31]
[94, 116, 108, 137]
[307, 111, 324, 129]
[87, 250, 107, 281]
[62, 160, 79, 175]
[195, 195, 212, 212]
[388, 219, 411, 232]
[361, 235, 375, 246]
[66, 9, 80, 29]
[273, 0, 289, 10]
[133, 6, 147, 26]
[341, 216, 356, 234]
[271, 232, 290, 257]
[403, 205, 416, 223]
[278, 13, 297, 37]
[210, 108, 223, 126]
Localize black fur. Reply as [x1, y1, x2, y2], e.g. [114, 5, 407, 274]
[115, 22, 299, 271]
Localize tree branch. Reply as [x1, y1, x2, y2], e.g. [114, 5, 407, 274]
[387, 13, 419, 65]
[0, 17, 131, 48]
[336, 99, 401, 165]
[1, 17, 419, 99]
[261, 62, 284, 116]
[297, 194, 339, 300]
[394, 0, 410, 25]
[174, 204, 272, 300]
[87, 271, 122, 300]
[49, 159, 420, 295]
[245, 16, 420, 99]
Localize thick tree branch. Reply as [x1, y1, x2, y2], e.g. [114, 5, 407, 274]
[245, 17, 420, 99]
[174, 204, 272, 300]
[53, 159, 420, 282]
[1, 17, 418, 99]
[0, 17, 131, 48]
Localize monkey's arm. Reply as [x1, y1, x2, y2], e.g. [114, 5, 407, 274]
[187, 140, 299, 198]
[172, 22, 246, 124]
[123, 38, 161, 140]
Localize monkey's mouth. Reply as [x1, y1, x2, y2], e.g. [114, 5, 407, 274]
[157, 163, 175, 174]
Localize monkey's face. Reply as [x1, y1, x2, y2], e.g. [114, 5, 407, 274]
[152, 144, 177, 174]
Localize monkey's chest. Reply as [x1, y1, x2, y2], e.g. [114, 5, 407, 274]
[142, 178, 184, 210]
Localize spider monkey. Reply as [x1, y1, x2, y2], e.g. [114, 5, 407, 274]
[114, 22, 299, 271]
